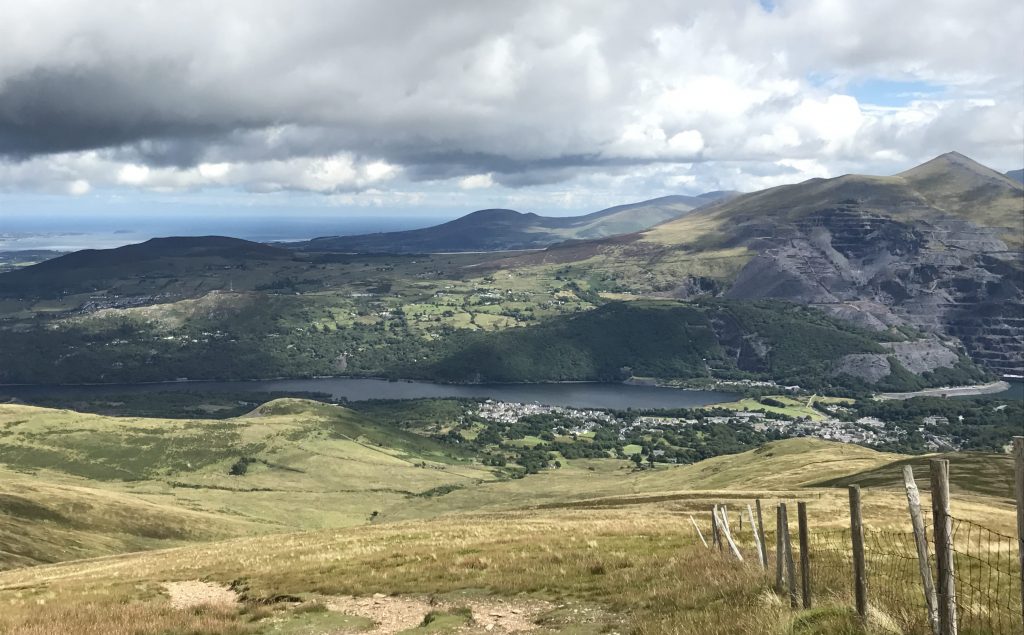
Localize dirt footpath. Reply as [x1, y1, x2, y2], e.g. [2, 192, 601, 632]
[163, 580, 240, 610]
[325, 593, 553, 633]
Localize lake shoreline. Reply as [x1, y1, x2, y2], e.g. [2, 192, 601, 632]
[0, 377, 742, 410]
[0, 375, 720, 392]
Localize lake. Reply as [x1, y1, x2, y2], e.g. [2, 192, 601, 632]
[0, 377, 739, 410]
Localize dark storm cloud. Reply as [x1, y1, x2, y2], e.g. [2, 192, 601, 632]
[0, 0, 1020, 194]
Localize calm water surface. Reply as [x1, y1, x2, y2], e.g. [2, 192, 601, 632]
[1, 377, 738, 410]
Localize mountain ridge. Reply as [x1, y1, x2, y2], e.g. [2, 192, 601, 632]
[498, 152, 1024, 376]
[292, 192, 737, 253]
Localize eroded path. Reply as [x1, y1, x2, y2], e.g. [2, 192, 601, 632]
[325, 594, 553, 633]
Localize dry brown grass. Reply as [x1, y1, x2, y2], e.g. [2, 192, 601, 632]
[1, 403, 1016, 635]
[4, 495, 1008, 635]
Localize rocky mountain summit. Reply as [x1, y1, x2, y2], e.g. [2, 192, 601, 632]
[705, 153, 1023, 376]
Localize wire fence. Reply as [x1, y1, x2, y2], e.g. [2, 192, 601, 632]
[694, 498, 1022, 635]
[950, 516, 1022, 634]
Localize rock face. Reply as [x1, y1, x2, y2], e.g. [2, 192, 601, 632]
[726, 207, 1022, 375]
[718, 154, 1024, 376]
[881, 340, 960, 374]
[831, 353, 895, 383]
[831, 338, 962, 383]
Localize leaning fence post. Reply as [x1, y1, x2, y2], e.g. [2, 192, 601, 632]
[781, 502, 798, 608]
[930, 459, 957, 635]
[689, 514, 709, 548]
[775, 504, 785, 593]
[711, 506, 722, 551]
[716, 505, 744, 561]
[903, 465, 940, 635]
[756, 498, 768, 569]
[1013, 436, 1024, 627]
[849, 485, 868, 622]
[748, 503, 765, 570]
[798, 501, 811, 609]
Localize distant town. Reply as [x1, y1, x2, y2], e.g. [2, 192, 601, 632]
[475, 398, 963, 455]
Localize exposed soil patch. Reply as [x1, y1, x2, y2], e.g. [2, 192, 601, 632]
[325, 594, 553, 633]
[163, 580, 240, 610]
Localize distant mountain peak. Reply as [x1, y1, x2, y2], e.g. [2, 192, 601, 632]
[899, 151, 1019, 185]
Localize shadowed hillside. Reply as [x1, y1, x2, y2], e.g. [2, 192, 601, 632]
[426, 299, 985, 390]
[0, 236, 293, 297]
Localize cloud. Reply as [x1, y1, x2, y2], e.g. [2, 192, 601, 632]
[459, 173, 495, 189]
[0, 151, 399, 194]
[0, 0, 1020, 201]
[68, 179, 91, 195]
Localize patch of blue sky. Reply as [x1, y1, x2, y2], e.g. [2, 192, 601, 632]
[805, 73, 945, 107]
[847, 78, 945, 107]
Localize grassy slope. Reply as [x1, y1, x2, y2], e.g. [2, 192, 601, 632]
[386, 438, 1015, 533]
[0, 467, 257, 568]
[0, 400, 494, 569]
[0, 436, 1017, 635]
[812, 451, 1017, 499]
[0, 399, 1018, 634]
[4, 400, 1013, 566]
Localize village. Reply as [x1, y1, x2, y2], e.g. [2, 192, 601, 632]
[474, 398, 962, 452]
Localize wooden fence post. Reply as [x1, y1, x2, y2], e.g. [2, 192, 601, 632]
[748, 503, 765, 570]
[903, 465, 939, 635]
[712, 506, 722, 551]
[775, 504, 784, 593]
[849, 485, 868, 622]
[756, 499, 768, 569]
[689, 514, 709, 548]
[930, 459, 957, 635]
[798, 501, 811, 609]
[716, 505, 744, 561]
[781, 502, 798, 608]
[1013, 436, 1024, 628]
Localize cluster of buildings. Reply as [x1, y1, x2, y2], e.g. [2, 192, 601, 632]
[476, 400, 615, 431]
[474, 398, 962, 452]
[706, 379, 802, 392]
[79, 293, 173, 313]
[749, 414, 959, 450]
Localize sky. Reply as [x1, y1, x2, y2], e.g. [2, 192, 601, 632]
[1, 0, 1022, 224]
